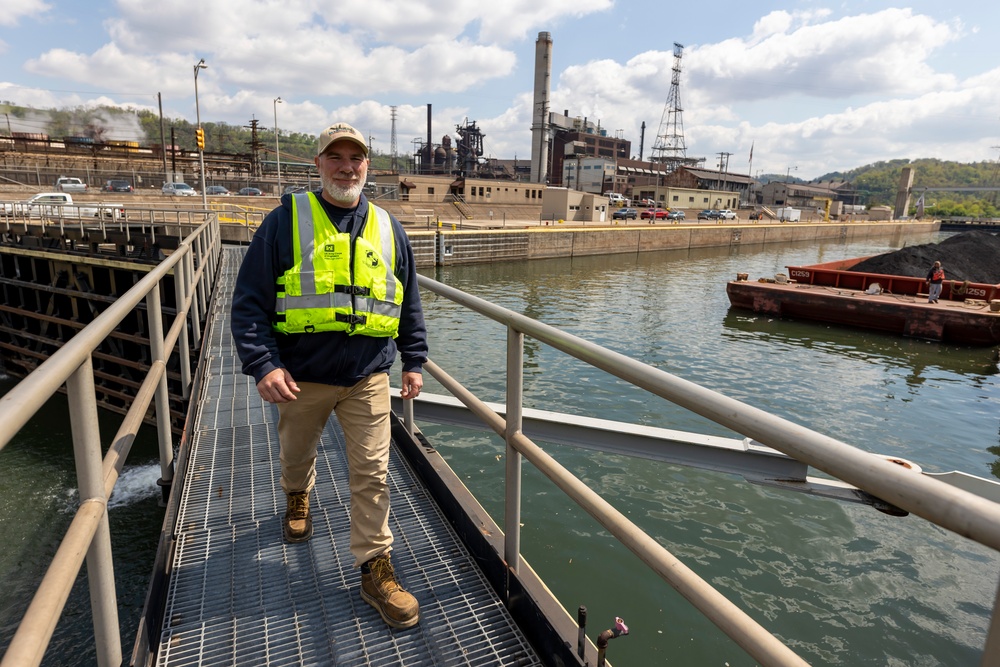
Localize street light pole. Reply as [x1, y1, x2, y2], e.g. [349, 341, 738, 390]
[273, 97, 283, 195]
[194, 58, 208, 210]
[783, 165, 798, 213]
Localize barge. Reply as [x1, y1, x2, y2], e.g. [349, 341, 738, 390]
[726, 257, 1000, 345]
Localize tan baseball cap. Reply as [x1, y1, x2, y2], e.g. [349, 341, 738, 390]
[316, 122, 369, 156]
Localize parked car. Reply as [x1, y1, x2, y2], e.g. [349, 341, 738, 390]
[697, 209, 721, 220]
[162, 182, 198, 196]
[102, 179, 133, 193]
[637, 198, 658, 207]
[239, 187, 264, 196]
[717, 209, 737, 220]
[55, 177, 88, 194]
[612, 207, 638, 220]
[666, 210, 686, 220]
[640, 208, 669, 220]
[205, 185, 231, 196]
[1, 192, 124, 219]
[283, 185, 309, 194]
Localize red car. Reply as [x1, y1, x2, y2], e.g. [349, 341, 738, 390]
[640, 208, 669, 220]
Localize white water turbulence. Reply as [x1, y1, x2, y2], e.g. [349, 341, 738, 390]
[108, 463, 162, 509]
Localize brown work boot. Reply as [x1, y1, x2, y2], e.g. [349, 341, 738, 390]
[283, 491, 312, 543]
[360, 553, 420, 629]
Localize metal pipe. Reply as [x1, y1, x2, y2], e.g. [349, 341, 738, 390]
[596, 617, 628, 667]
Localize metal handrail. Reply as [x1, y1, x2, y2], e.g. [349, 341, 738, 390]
[411, 273, 1000, 666]
[0, 214, 221, 667]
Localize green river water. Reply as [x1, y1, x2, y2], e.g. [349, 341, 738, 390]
[2, 230, 999, 665]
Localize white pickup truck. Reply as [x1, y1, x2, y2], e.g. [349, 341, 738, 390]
[1, 192, 125, 220]
[55, 177, 89, 193]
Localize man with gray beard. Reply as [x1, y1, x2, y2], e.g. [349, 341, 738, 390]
[230, 122, 427, 629]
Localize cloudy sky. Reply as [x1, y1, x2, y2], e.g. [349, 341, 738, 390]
[1, 0, 998, 180]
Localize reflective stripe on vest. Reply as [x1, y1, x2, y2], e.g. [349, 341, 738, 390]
[274, 193, 402, 336]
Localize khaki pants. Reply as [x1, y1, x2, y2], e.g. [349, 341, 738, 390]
[276, 373, 392, 567]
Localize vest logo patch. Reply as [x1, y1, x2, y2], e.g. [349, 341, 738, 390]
[323, 244, 344, 260]
[365, 250, 380, 268]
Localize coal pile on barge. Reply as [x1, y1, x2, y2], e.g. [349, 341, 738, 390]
[850, 231, 1000, 284]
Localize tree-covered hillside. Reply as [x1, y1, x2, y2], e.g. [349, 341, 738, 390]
[817, 158, 1000, 217]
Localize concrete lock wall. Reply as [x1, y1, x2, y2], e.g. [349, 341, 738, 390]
[408, 221, 939, 269]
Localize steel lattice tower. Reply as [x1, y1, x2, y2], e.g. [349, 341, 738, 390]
[650, 43, 687, 171]
[390, 106, 398, 173]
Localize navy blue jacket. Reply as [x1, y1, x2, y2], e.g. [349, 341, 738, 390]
[230, 192, 427, 387]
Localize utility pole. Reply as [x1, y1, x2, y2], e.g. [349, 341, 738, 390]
[246, 118, 262, 178]
[170, 127, 177, 176]
[157, 93, 168, 185]
[717, 151, 732, 198]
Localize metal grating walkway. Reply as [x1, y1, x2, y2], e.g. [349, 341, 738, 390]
[156, 247, 543, 666]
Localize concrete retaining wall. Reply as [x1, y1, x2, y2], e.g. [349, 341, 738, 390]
[413, 221, 937, 269]
[220, 218, 939, 270]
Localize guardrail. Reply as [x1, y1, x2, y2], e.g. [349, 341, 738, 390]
[406, 274, 1000, 666]
[0, 215, 221, 667]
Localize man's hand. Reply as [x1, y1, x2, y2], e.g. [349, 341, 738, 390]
[257, 368, 300, 403]
[400, 370, 423, 400]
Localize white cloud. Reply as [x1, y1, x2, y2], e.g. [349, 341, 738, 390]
[334, 0, 614, 44]
[538, 8, 986, 175]
[3, 3, 997, 178]
[0, 0, 50, 28]
[685, 9, 962, 103]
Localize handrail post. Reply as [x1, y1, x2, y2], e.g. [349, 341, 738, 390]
[146, 285, 175, 491]
[403, 396, 415, 435]
[504, 326, 524, 572]
[186, 249, 202, 348]
[197, 233, 209, 315]
[982, 582, 1000, 667]
[66, 357, 122, 667]
[173, 251, 192, 399]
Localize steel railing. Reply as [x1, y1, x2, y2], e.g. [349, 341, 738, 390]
[0, 213, 221, 667]
[408, 273, 1000, 667]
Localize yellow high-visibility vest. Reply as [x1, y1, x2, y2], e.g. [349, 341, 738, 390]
[274, 193, 402, 337]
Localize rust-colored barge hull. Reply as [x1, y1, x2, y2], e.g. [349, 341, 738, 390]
[727, 260, 1000, 346]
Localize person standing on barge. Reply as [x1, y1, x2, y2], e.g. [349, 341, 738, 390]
[926, 261, 945, 303]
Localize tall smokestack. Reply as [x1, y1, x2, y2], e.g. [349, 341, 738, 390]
[530, 31, 552, 184]
[426, 104, 432, 175]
